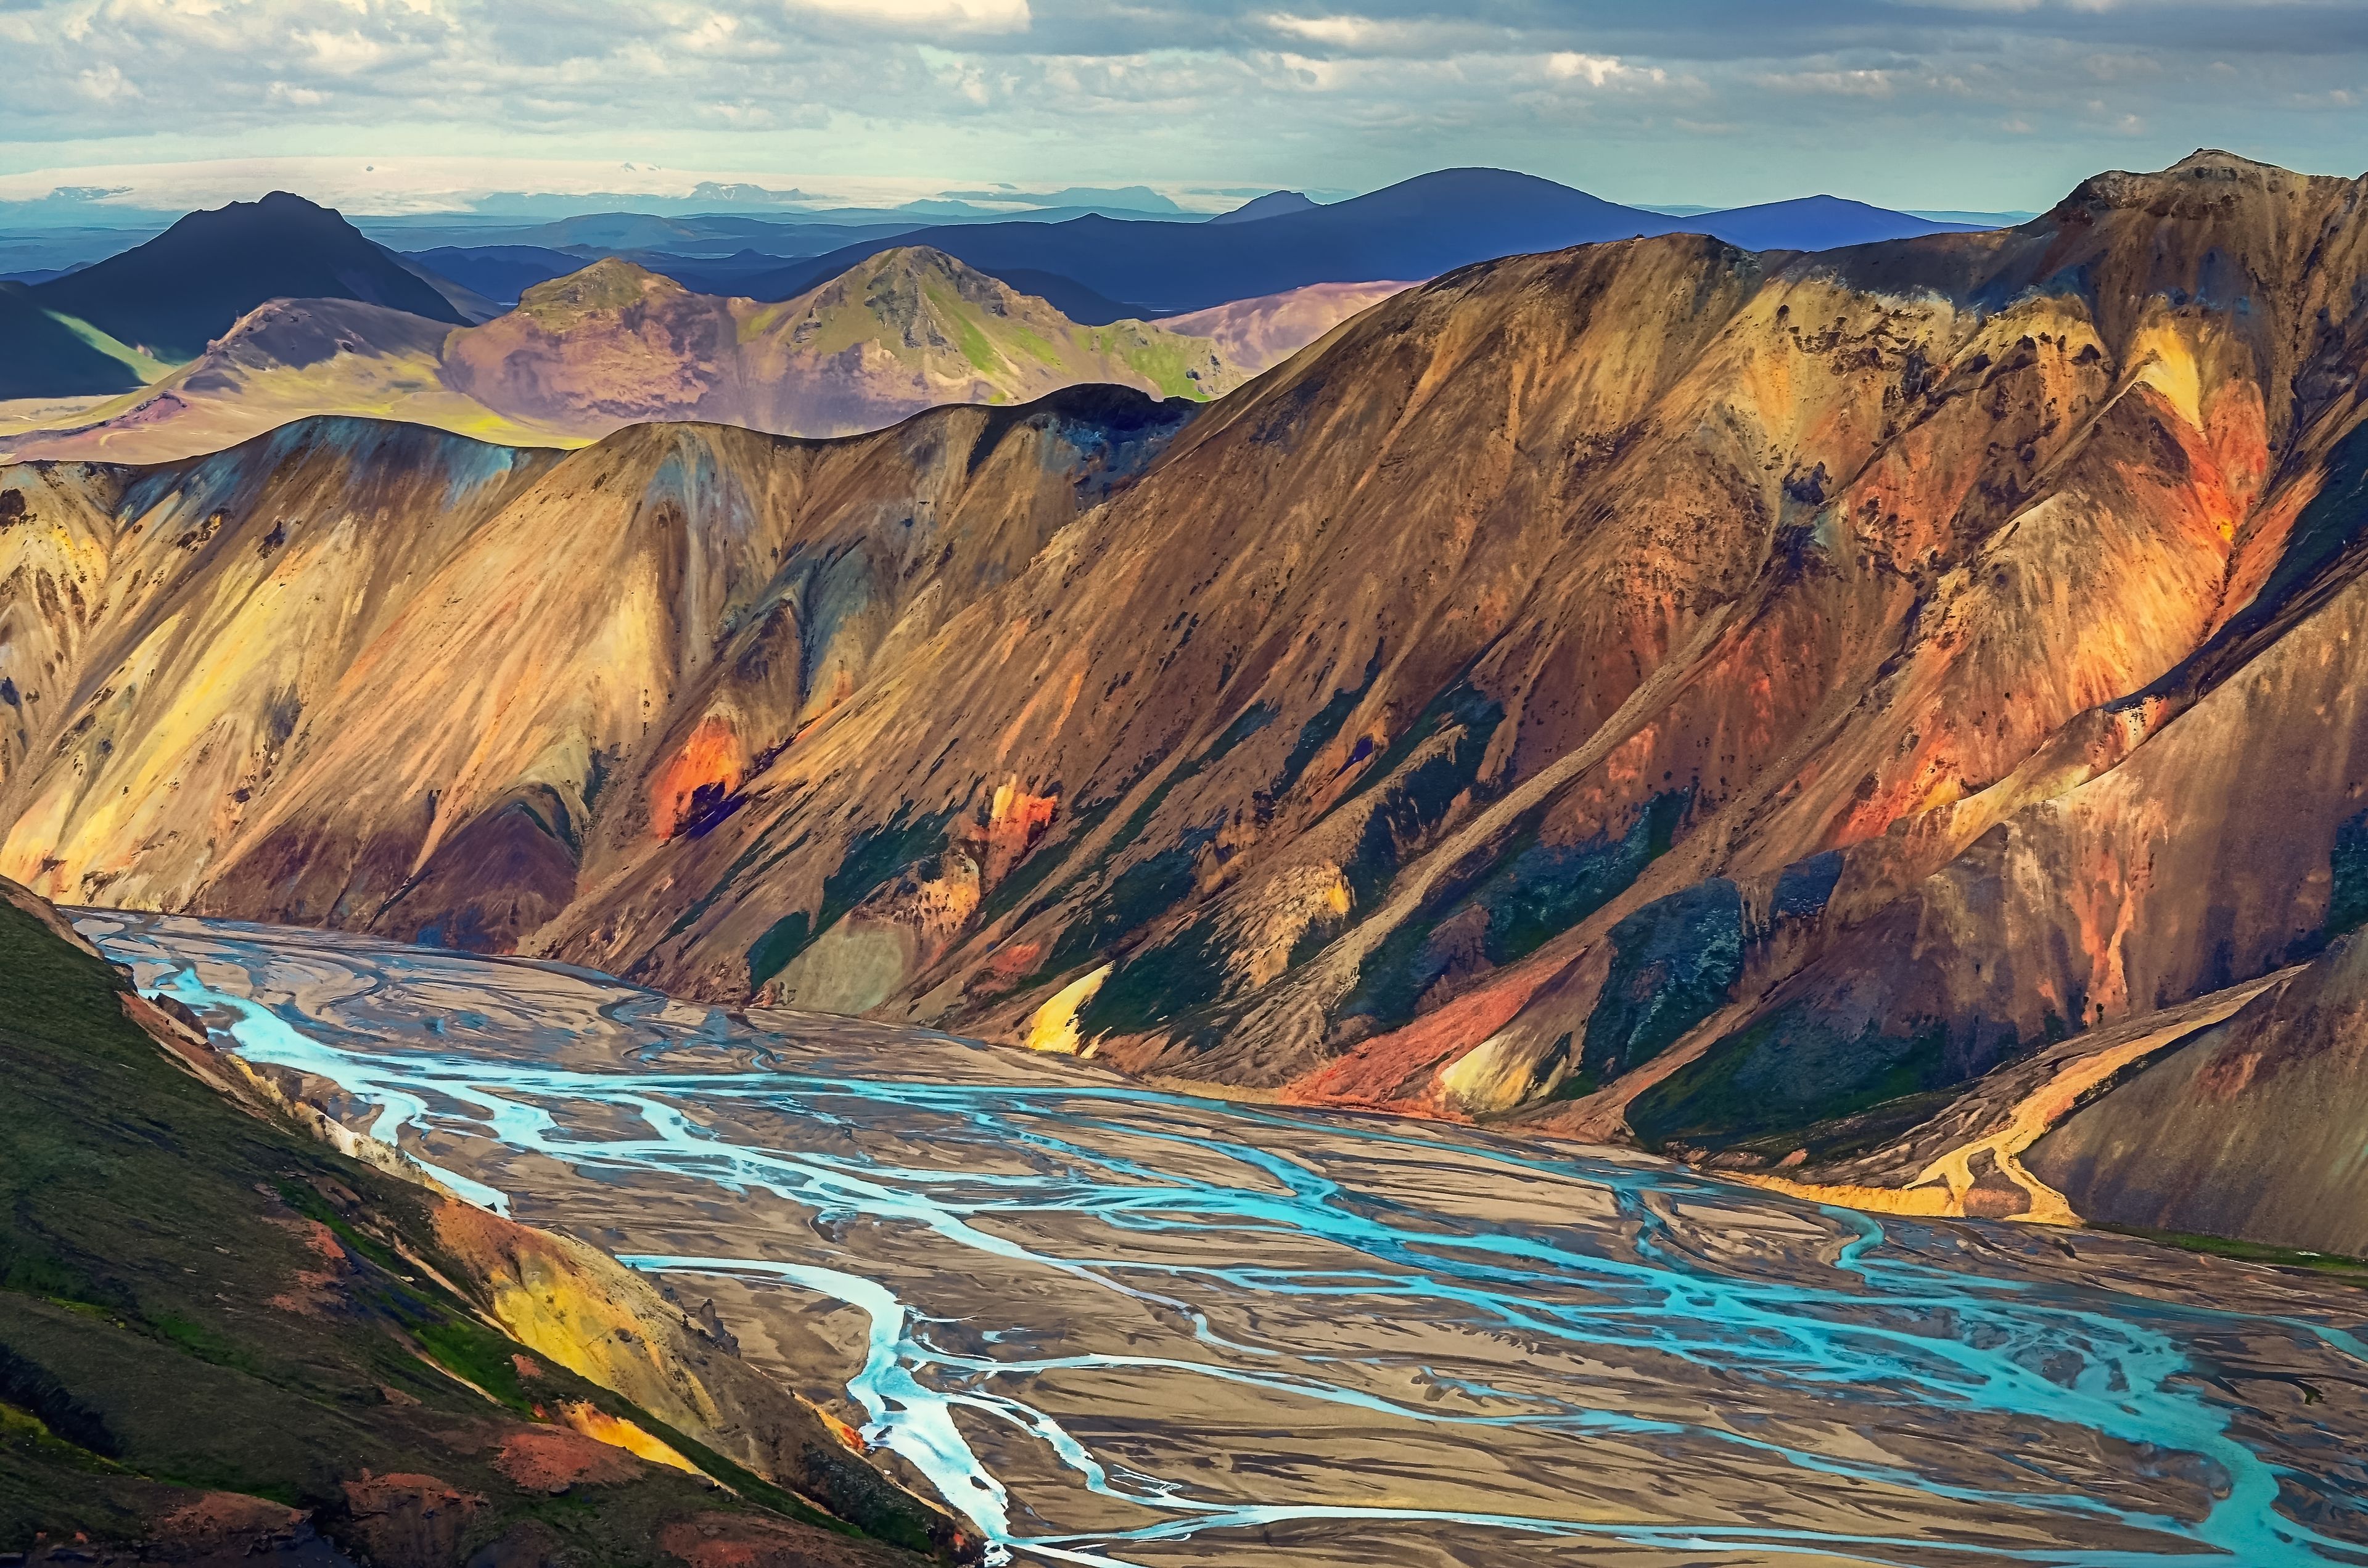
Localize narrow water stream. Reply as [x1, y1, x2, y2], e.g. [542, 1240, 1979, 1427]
[84, 912, 2368, 1568]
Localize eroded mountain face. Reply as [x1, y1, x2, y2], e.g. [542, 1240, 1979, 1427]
[5, 152, 2366, 1159]
[0, 388, 1198, 954]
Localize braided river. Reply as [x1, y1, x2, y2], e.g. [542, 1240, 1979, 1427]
[81, 912, 2368, 1568]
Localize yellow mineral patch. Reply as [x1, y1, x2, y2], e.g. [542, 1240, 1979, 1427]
[558, 1401, 703, 1477]
[430, 1202, 728, 1437]
[1026, 964, 1111, 1054]
[1437, 1030, 1548, 1117]
[2124, 319, 2205, 431]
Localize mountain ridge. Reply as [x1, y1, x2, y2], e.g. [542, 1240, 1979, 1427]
[0, 247, 1312, 462]
[736, 167, 1997, 316]
[7, 154, 2368, 1249]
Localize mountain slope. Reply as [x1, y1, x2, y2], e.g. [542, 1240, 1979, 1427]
[2024, 932, 2368, 1255]
[31, 192, 467, 363]
[0, 298, 574, 464]
[442, 251, 1243, 439]
[1683, 194, 1988, 251]
[0, 284, 153, 400]
[0, 390, 1197, 954]
[8, 154, 2368, 1254]
[1209, 191, 1321, 225]
[0, 876, 952, 1564]
[0, 252, 1244, 462]
[1158, 281, 1412, 374]
[403, 244, 582, 306]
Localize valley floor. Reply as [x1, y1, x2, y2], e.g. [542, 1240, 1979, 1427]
[97, 913, 2368, 1568]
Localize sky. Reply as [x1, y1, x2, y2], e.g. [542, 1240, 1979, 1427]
[3, 0, 2366, 213]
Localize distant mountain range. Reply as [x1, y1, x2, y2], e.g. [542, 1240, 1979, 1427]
[0, 176, 1996, 371]
[2, 244, 1385, 462]
[386, 174, 1986, 326]
[728, 170, 1991, 318]
[0, 176, 1996, 440]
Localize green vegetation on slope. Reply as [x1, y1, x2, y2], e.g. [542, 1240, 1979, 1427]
[2095, 1226, 2368, 1289]
[44, 313, 178, 386]
[0, 886, 924, 1565]
[0, 287, 153, 400]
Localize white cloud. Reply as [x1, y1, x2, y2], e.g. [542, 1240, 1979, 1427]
[0, 1, 2364, 215]
[1761, 67, 1896, 97]
[76, 64, 139, 101]
[788, 0, 1028, 33]
[1264, 12, 1378, 47]
[1545, 52, 1659, 88]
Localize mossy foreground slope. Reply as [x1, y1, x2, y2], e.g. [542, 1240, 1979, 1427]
[0, 879, 958, 1566]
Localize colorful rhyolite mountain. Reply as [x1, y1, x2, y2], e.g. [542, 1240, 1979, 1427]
[7, 152, 2368, 1252]
[1157, 281, 1413, 374]
[0, 250, 1266, 462]
[442, 250, 1242, 437]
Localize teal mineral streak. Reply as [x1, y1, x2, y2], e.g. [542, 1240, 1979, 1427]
[95, 918, 2368, 1568]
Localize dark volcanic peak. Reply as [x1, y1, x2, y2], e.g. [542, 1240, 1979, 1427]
[1682, 194, 1988, 252]
[31, 189, 467, 362]
[1209, 190, 1321, 225]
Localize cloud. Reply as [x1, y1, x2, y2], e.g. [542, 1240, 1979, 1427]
[789, 0, 1030, 33]
[1545, 52, 1661, 88]
[1761, 67, 1897, 97]
[0, 1, 2363, 213]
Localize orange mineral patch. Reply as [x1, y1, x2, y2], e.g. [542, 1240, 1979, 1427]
[493, 1422, 648, 1491]
[266, 1217, 350, 1314]
[650, 715, 746, 841]
[1285, 967, 1552, 1116]
[154, 1492, 307, 1542]
[974, 777, 1059, 885]
[804, 1398, 868, 1453]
